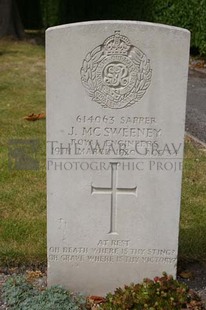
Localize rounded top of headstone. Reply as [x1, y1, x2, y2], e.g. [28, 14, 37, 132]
[46, 20, 190, 36]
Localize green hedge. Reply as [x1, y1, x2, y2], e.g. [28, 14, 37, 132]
[24, 0, 206, 55]
[150, 0, 206, 55]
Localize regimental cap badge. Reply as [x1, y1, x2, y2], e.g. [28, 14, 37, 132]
[81, 31, 152, 109]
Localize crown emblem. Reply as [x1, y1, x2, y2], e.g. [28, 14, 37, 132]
[103, 31, 131, 55]
[81, 31, 152, 109]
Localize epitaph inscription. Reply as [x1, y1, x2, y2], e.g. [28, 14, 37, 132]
[81, 31, 152, 109]
[48, 245, 177, 265]
[92, 163, 137, 234]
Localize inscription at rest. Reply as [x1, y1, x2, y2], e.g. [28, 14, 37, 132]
[97, 239, 130, 247]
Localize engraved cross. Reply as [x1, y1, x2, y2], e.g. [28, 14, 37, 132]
[91, 163, 137, 235]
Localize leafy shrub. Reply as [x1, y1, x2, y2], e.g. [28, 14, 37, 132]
[100, 273, 205, 310]
[2, 273, 205, 309]
[2, 275, 86, 310]
[150, 0, 206, 55]
[1, 275, 37, 308]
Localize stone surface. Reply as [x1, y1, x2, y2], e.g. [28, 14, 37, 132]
[46, 21, 190, 295]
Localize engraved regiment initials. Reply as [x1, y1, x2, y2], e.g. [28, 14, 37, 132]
[91, 163, 137, 235]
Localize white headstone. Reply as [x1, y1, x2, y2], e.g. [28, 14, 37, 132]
[46, 21, 190, 296]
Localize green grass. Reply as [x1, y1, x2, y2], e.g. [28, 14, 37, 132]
[0, 38, 205, 267]
[0, 39, 46, 266]
[179, 138, 206, 261]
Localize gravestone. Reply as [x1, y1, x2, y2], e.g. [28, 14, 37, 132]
[46, 21, 190, 295]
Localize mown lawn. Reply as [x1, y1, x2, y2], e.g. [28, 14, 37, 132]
[0, 39, 46, 266]
[179, 137, 206, 261]
[0, 38, 205, 266]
